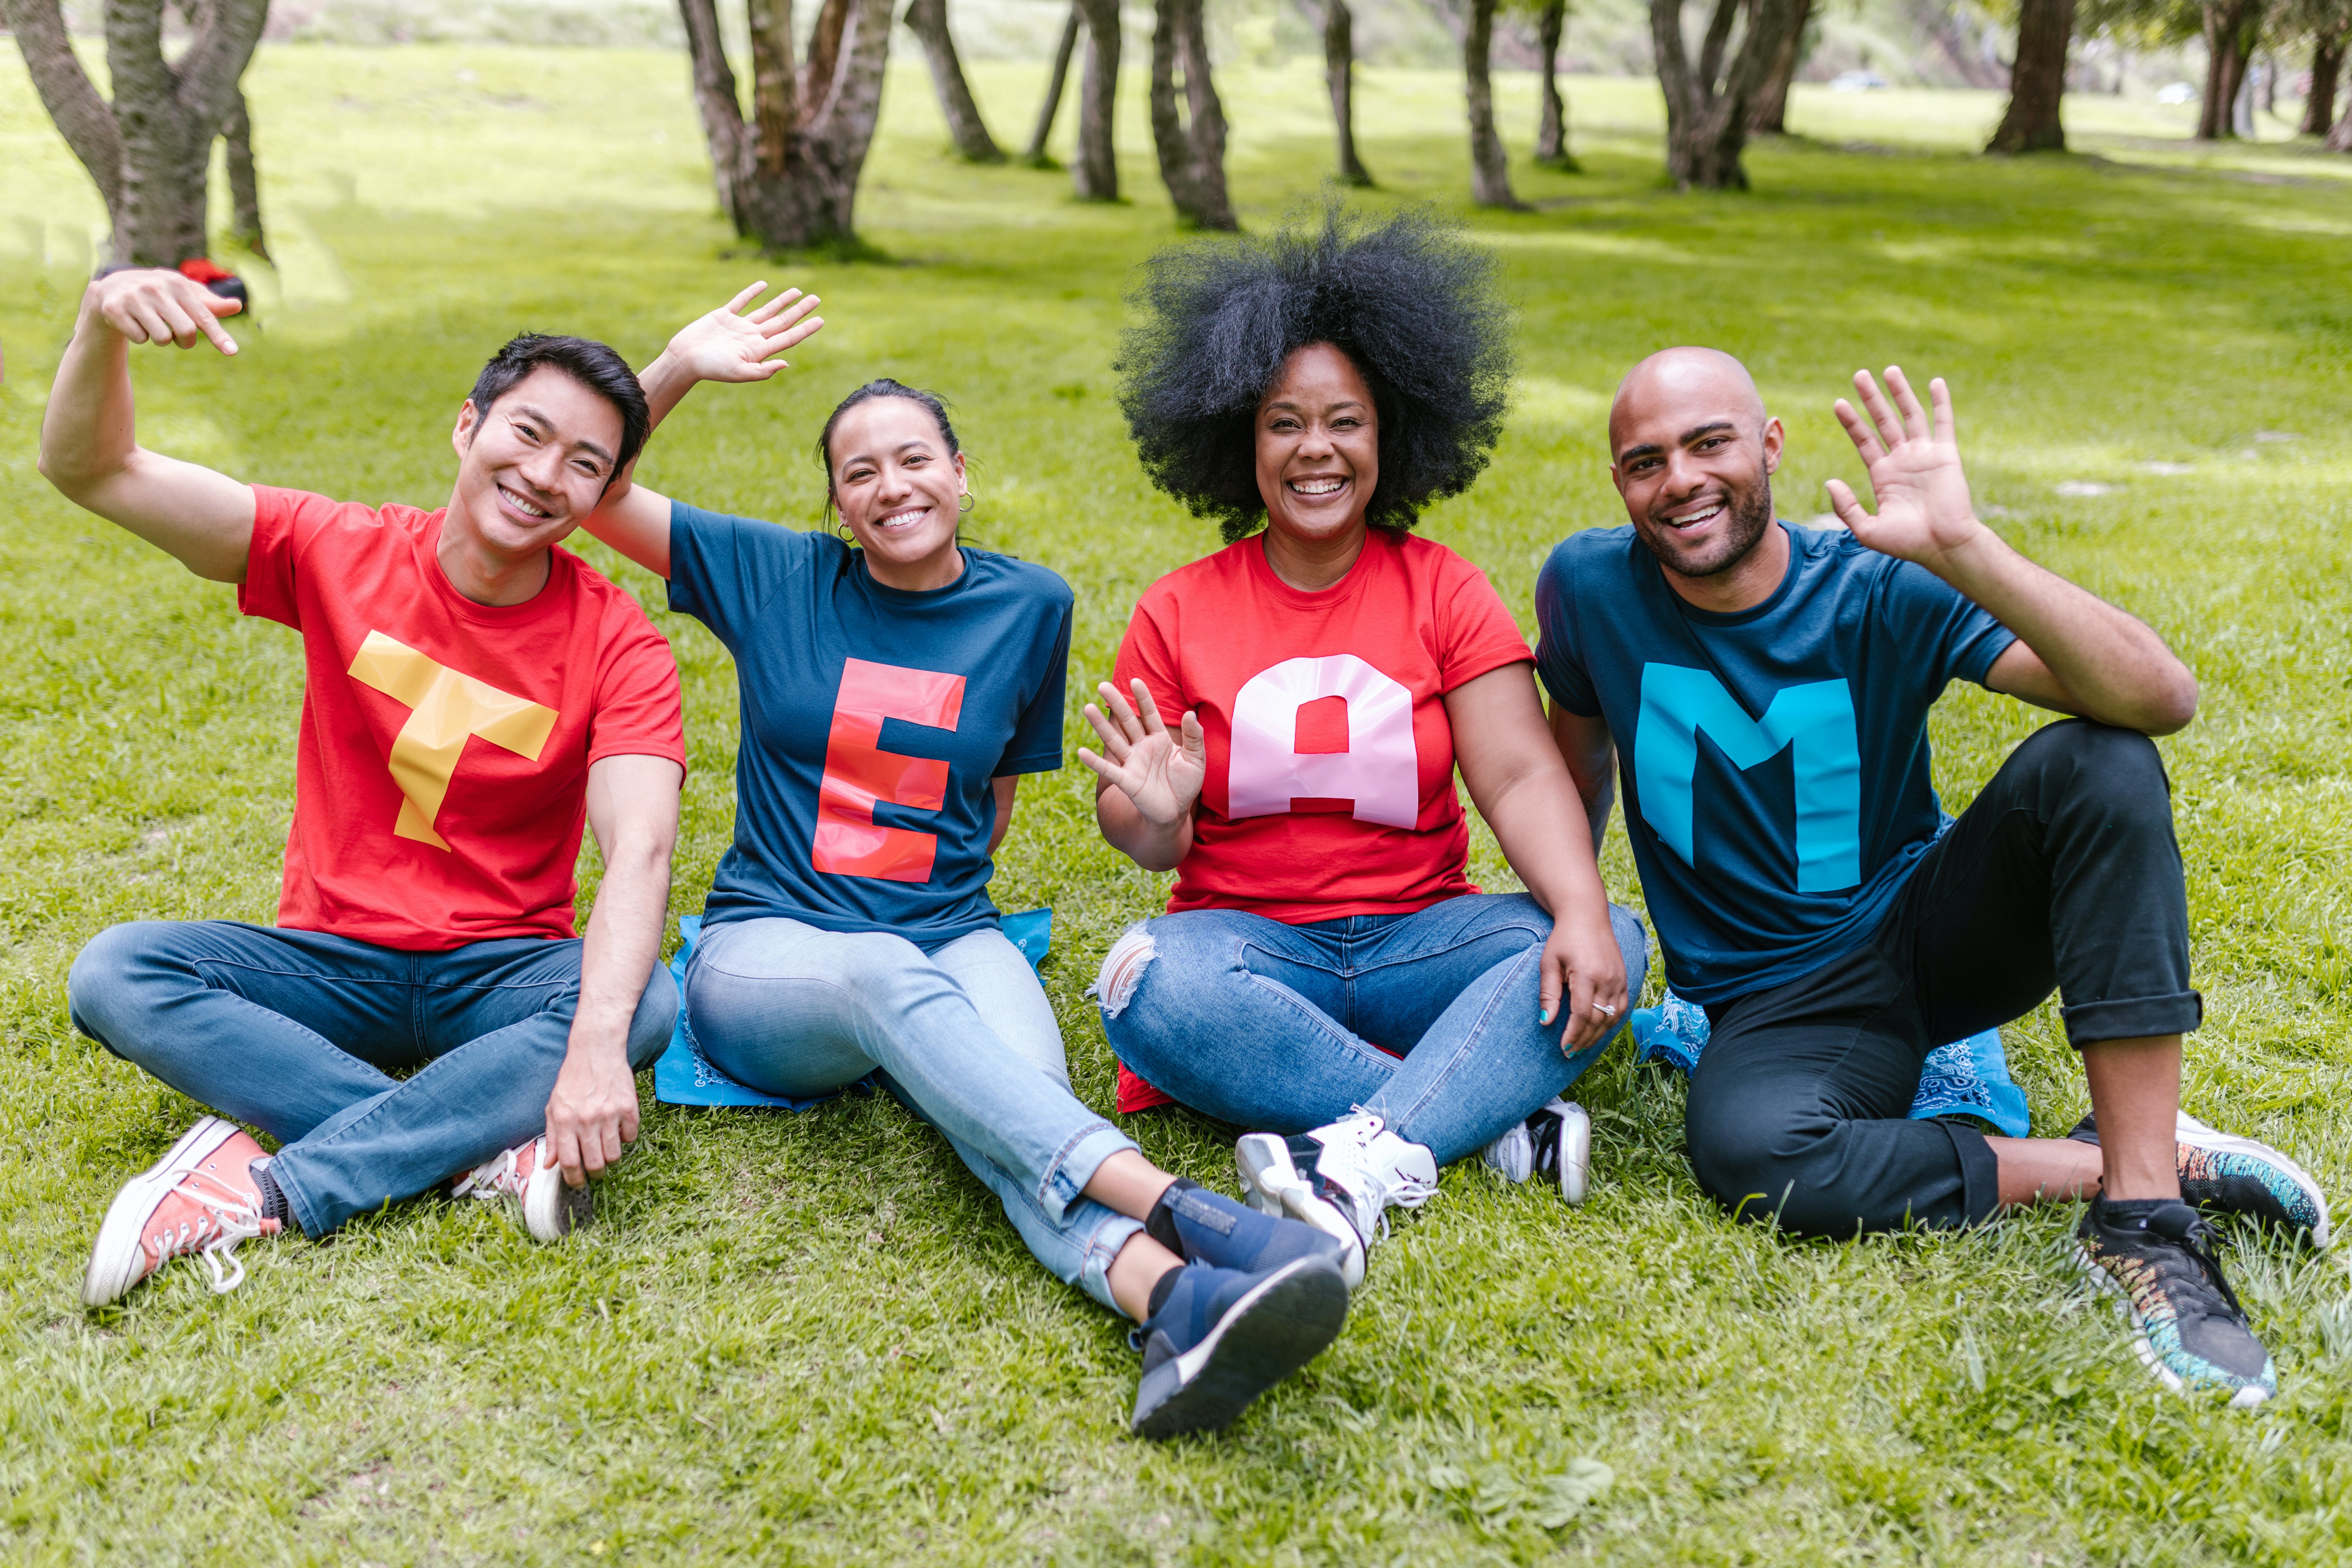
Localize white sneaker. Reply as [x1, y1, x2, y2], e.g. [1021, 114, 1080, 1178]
[1483, 1121, 1535, 1183]
[452, 1137, 588, 1243]
[82, 1116, 279, 1308]
[1482, 1100, 1591, 1203]
[1235, 1114, 1438, 1290]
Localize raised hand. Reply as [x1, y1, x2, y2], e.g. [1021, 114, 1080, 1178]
[1825, 367, 1984, 569]
[90, 269, 242, 355]
[1078, 679, 1206, 830]
[660, 280, 823, 384]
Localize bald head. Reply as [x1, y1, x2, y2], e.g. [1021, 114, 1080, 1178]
[1605, 345, 1785, 586]
[1608, 346, 1766, 463]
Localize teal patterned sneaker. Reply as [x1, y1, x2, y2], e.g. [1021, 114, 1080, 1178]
[2067, 1110, 2330, 1247]
[2076, 1197, 2275, 1407]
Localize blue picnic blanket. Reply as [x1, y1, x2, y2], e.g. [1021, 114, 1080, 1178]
[652, 908, 1054, 1109]
[1628, 987, 2031, 1138]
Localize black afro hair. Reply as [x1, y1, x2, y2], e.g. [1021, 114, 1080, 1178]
[1115, 199, 1514, 543]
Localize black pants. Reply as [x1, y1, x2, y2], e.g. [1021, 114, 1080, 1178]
[1683, 721, 2202, 1236]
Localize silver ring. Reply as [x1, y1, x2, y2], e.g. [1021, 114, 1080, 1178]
[1594, 1002, 1618, 1017]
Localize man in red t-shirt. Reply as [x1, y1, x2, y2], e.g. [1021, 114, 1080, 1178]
[33, 268, 779, 1308]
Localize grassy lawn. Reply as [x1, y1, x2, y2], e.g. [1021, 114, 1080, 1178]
[4, 45, 2351, 1566]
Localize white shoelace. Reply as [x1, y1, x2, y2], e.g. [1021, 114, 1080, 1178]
[146, 1172, 265, 1294]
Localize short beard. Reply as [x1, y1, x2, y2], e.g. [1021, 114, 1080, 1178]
[1634, 466, 1774, 581]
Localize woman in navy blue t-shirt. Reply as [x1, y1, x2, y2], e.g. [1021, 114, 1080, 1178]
[579, 286, 1352, 1437]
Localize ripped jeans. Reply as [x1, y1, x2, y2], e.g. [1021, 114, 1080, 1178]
[684, 916, 1145, 1311]
[1097, 894, 1649, 1166]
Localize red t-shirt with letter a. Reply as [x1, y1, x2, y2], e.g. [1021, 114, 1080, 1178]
[239, 486, 685, 951]
[1108, 527, 1534, 1110]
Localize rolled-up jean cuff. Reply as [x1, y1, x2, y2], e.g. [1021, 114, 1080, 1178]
[1939, 1118, 2002, 1227]
[1076, 1209, 1148, 1312]
[1039, 1121, 1139, 1226]
[2061, 990, 2202, 1047]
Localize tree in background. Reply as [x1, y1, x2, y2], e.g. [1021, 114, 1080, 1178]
[1531, 0, 1580, 168]
[1071, 0, 1122, 199]
[1463, 0, 1526, 204]
[2194, 0, 2266, 136]
[4, 0, 270, 267]
[1750, 0, 1816, 131]
[1316, 0, 1375, 184]
[904, 0, 1003, 161]
[1987, 0, 2077, 150]
[1147, 0, 1235, 225]
[676, 0, 894, 251]
[1650, 0, 1800, 188]
[2279, 0, 2350, 135]
[1023, 1, 1082, 165]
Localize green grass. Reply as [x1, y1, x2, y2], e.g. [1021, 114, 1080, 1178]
[4, 45, 2352, 1566]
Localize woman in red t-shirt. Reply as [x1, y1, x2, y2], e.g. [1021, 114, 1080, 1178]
[1085, 206, 1648, 1288]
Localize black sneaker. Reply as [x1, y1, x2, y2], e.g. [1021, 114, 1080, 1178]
[1129, 1257, 1349, 1438]
[2067, 1110, 2330, 1246]
[1145, 1179, 1349, 1277]
[2076, 1198, 2275, 1406]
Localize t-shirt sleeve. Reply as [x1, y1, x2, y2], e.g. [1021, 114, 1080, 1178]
[997, 591, 1073, 776]
[1109, 587, 1186, 729]
[1434, 555, 1534, 694]
[1878, 557, 2018, 689]
[664, 500, 806, 646]
[1532, 539, 1602, 717]
[586, 605, 688, 773]
[236, 485, 332, 630]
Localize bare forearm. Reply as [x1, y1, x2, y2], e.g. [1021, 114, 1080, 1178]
[38, 310, 137, 493]
[1096, 785, 1193, 872]
[568, 841, 672, 1058]
[1480, 767, 1610, 922]
[634, 350, 700, 430]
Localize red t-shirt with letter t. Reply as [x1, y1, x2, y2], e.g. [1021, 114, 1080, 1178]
[239, 486, 685, 951]
[1108, 527, 1535, 1110]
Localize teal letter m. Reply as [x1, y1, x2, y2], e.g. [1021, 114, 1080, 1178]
[1635, 664, 1862, 892]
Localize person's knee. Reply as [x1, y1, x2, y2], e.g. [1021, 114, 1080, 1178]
[625, 964, 678, 1071]
[1092, 919, 1164, 1023]
[1685, 1087, 1848, 1232]
[1610, 905, 1650, 998]
[2019, 721, 2174, 831]
[66, 921, 177, 1050]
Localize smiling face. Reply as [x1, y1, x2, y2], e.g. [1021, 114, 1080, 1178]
[1608, 347, 1784, 581]
[827, 396, 968, 590]
[448, 364, 625, 558]
[1255, 342, 1380, 552]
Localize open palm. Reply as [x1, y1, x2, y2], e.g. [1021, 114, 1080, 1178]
[1825, 367, 1982, 567]
[662, 280, 824, 384]
[1078, 680, 1206, 828]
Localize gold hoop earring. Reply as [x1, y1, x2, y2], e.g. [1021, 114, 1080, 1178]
[957, 492, 975, 514]
[833, 519, 851, 540]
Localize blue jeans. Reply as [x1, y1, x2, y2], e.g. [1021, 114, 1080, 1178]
[1099, 893, 1650, 1166]
[67, 920, 677, 1237]
[684, 917, 1144, 1312]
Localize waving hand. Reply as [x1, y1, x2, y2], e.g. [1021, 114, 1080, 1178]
[1080, 678, 1206, 863]
[1824, 367, 1981, 570]
[659, 280, 824, 384]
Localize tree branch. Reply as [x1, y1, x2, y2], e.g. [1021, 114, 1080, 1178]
[3, 0, 124, 215]
[170, 0, 268, 132]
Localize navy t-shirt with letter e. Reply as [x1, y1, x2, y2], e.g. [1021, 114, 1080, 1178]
[1533, 521, 2015, 1007]
[665, 501, 1073, 946]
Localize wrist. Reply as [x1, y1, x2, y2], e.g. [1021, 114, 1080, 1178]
[1921, 516, 2000, 580]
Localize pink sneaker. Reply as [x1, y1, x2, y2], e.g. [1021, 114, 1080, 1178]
[82, 1116, 281, 1308]
[452, 1136, 589, 1243]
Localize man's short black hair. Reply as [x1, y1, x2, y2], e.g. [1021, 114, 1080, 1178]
[1116, 198, 1514, 543]
[467, 334, 650, 477]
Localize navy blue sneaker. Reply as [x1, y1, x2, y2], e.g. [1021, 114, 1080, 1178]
[1130, 1257, 1349, 1438]
[1146, 1178, 1349, 1276]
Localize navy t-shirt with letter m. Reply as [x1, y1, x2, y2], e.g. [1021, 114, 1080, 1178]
[1534, 521, 2015, 1006]
[666, 501, 1073, 946]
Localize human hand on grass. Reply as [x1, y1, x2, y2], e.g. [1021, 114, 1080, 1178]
[1079, 679, 1206, 831]
[658, 280, 823, 385]
[1825, 367, 1986, 573]
[543, 1039, 641, 1188]
[1538, 906, 1628, 1055]
[85, 269, 241, 355]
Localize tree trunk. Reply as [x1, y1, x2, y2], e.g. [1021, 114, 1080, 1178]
[1072, 0, 1122, 200]
[1464, 0, 1524, 206]
[221, 87, 266, 258]
[2195, 0, 2259, 140]
[1986, 0, 2073, 152]
[2303, 37, 2341, 138]
[1750, 0, 1814, 133]
[3, 0, 269, 267]
[1324, 0, 1372, 185]
[2331, 86, 2352, 151]
[1024, 1, 1081, 164]
[1651, 0, 1794, 189]
[1533, 0, 1578, 168]
[1148, 0, 1233, 227]
[677, 0, 896, 252]
[904, 0, 1003, 161]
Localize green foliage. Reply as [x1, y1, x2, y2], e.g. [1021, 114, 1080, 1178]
[4, 50, 2352, 1565]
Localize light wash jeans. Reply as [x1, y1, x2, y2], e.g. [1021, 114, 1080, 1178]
[684, 917, 1144, 1311]
[66, 920, 678, 1237]
[1099, 893, 1649, 1166]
